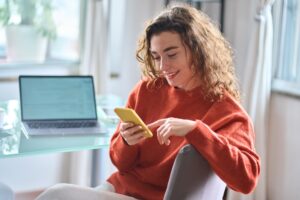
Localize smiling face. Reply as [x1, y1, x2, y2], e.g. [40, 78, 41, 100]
[150, 31, 200, 91]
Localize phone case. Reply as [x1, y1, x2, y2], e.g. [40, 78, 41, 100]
[114, 107, 153, 138]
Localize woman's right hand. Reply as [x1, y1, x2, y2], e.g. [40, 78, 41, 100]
[119, 122, 146, 145]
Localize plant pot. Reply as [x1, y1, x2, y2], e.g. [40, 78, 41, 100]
[5, 25, 48, 63]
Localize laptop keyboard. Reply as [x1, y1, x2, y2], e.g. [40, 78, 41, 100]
[28, 121, 97, 129]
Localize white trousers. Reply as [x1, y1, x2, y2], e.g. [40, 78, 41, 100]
[35, 182, 138, 200]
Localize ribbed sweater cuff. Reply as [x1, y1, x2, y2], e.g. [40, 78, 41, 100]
[111, 134, 139, 161]
[185, 120, 222, 161]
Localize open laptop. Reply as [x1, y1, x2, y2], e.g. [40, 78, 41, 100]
[19, 75, 106, 137]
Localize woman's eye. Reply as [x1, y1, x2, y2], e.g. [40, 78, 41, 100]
[153, 57, 160, 61]
[168, 53, 177, 58]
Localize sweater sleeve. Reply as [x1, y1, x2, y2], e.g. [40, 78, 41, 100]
[185, 96, 260, 194]
[109, 82, 142, 172]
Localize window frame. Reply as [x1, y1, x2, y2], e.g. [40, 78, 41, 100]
[0, 0, 87, 77]
[272, 0, 300, 97]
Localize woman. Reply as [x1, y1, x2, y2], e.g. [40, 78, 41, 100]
[37, 3, 260, 200]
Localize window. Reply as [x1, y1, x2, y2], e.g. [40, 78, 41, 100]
[0, 0, 84, 67]
[272, 0, 300, 96]
[166, 0, 225, 32]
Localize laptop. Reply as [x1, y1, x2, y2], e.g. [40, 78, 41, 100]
[19, 75, 106, 137]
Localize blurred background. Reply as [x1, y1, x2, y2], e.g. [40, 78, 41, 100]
[0, 0, 299, 199]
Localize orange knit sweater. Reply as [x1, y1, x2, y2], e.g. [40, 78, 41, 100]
[107, 79, 260, 200]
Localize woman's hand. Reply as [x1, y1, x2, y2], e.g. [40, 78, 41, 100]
[148, 118, 197, 145]
[119, 122, 146, 145]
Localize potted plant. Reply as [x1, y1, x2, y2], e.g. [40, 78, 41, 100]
[0, 0, 56, 62]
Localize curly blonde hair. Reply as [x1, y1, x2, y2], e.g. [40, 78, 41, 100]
[136, 3, 240, 101]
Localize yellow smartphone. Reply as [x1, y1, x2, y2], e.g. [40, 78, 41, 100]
[114, 107, 153, 138]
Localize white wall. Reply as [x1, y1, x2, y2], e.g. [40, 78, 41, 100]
[0, 154, 68, 192]
[268, 93, 300, 200]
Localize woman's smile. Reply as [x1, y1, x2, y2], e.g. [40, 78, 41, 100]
[162, 70, 180, 80]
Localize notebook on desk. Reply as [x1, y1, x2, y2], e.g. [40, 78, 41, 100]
[19, 75, 106, 137]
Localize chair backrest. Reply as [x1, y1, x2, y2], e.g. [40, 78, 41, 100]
[164, 144, 226, 200]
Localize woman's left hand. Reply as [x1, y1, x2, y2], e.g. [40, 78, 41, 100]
[147, 118, 197, 145]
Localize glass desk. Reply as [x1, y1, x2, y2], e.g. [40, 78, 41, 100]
[0, 96, 121, 158]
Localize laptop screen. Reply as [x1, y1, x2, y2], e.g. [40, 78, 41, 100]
[19, 76, 97, 121]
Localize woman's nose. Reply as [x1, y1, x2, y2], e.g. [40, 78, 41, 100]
[159, 58, 169, 71]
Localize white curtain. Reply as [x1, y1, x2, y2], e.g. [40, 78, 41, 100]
[91, 0, 164, 186]
[227, 0, 275, 200]
[68, 0, 110, 186]
[80, 0, 110, 94]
